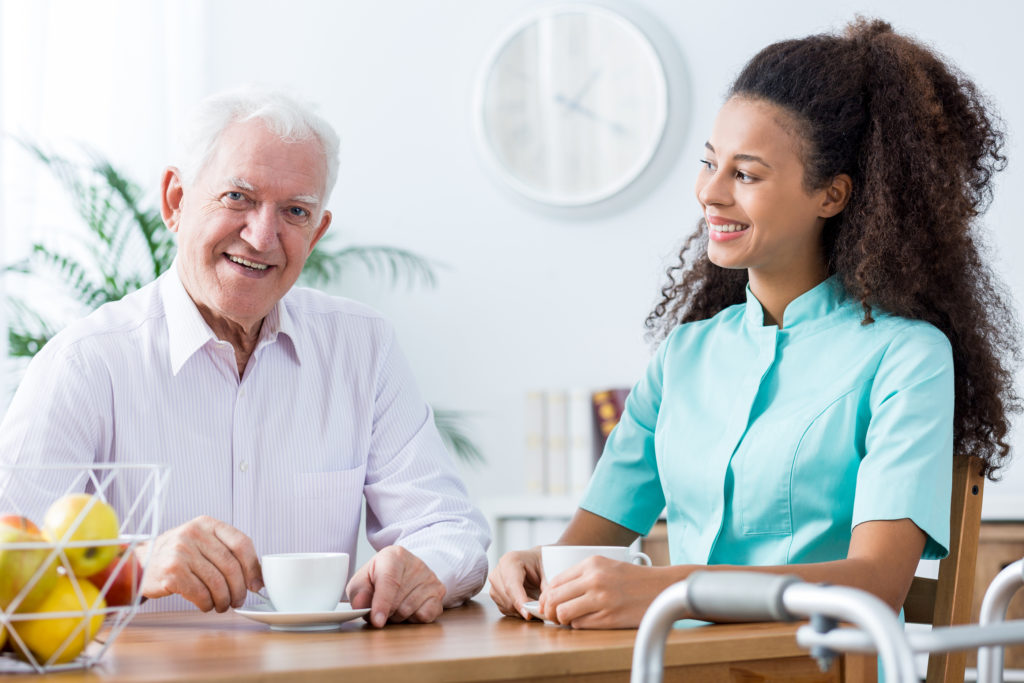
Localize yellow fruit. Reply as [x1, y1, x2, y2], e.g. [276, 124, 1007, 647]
[42, 494, 119, 577]
[13, 575, 106, 664]
[0, 523, 58, 612]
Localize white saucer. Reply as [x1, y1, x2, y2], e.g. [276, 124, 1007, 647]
[234, 603, 370, 631]
[523, 600, 555, 623]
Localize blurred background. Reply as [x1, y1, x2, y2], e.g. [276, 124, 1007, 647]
[1, 0, 1022, 535]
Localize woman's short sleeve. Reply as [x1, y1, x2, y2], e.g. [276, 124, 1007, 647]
[578, 337, 669, 535]
[853, 323, 955, 560]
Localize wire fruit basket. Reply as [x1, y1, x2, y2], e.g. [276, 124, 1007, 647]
[0, 463, 168, 673]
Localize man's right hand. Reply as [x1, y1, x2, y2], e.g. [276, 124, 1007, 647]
[488, 547, 544, 620]
[136, 515, 262, 612]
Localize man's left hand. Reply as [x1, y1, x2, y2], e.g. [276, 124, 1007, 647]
[346, 546, 446, 627]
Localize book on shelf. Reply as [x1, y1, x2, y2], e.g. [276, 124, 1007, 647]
[545, 390, 569, 496]
[567, 389, 595, 495]
[591, 387, 630, 460]
[524, 391, 547, 495]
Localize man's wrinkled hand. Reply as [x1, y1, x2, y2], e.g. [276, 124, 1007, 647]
[137, 515, 262, 612]
[346, 546, 445, 627]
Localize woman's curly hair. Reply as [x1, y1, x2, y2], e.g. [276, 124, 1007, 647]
[645, 18, 1020, 478]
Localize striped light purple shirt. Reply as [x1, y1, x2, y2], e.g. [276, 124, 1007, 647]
[0, 266, 490, 612]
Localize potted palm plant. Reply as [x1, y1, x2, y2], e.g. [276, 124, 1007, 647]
[3, 143, 481, 463]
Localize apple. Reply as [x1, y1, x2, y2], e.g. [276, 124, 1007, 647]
[0, 516, 59, 612]
[87, 544, 143, 606]
[12, 574, 106, 665]
[42, 494, 120, 577]
[0, 514, 41, 535]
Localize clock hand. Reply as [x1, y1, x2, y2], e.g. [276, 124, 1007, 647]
[566, 69, 602, 109]
[553, 94, 628, 136]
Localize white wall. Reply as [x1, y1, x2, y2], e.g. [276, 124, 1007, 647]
[3, 0, 1023, 519]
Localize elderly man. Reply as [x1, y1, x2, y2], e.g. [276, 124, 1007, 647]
[0, 87, 489, 627]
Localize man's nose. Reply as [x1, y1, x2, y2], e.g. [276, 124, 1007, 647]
[242, 204, 280, 251]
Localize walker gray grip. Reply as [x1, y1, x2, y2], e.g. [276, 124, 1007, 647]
[685, 571, 802, 622]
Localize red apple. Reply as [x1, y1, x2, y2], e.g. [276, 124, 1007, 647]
[0, 514, 41, 535]
[86, 544, 143, 606]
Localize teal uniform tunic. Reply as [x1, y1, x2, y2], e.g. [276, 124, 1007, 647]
[580, 276, 953, 566]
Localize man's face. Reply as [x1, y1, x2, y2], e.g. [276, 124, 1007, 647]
[162, 119, 331, 335]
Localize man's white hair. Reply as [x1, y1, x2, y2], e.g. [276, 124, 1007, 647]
[178, 86, 341, 206]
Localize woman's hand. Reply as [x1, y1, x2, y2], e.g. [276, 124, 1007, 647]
[538, 556, 678, 628]
[488, 547, 544, 620]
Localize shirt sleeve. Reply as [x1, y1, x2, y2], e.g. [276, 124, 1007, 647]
[853, 322, 955, 560]
[0, 336, 111, 519]
[578, 334, 668, 536]
[361, 329, 491, 607]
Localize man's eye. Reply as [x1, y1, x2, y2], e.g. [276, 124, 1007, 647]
[288, 207, 309, 218]
[225, 191, 245, 201]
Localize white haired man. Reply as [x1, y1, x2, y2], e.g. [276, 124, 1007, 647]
[0, 87, 490, 627]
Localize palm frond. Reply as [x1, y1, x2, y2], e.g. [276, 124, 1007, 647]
[301, 237, 440, 289]
[433, 409, 484, 465]
[91, 157, 175, 278]
[5, 297, 58, 357]
[28, 244, 113, 309]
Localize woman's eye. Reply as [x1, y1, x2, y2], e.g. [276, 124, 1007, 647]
[699, 159, 715, 172]
[736, 170, 753, 182]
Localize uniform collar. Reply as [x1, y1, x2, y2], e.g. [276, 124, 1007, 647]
[743, 275, 848, 331]
[161, 262, 301, 375]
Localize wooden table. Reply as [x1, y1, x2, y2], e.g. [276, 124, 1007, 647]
[26, 600, 851, 682]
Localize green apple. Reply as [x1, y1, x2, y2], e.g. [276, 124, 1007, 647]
[42, 494, 120, 578]
[0, 516, 58, 612]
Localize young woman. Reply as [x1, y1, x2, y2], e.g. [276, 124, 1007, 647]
[489, 17, 1020, 629]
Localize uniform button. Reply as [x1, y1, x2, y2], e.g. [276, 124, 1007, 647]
[239, 461, 249, 473]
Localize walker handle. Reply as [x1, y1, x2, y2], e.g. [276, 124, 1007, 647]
[685, 571, 801, 622]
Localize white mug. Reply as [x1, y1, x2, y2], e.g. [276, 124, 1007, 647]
[541, 545, 652, 582]
[261, 552, 348, 613]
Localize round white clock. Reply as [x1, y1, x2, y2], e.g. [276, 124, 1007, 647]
[475, 3, 671, 208]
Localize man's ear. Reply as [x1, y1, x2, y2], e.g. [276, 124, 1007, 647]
[161, 167, 185, 232]
[819, 173, 853, 219]
[308, 210, 332, 255]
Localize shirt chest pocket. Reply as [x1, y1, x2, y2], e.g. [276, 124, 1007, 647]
[735, 389, 864, 536]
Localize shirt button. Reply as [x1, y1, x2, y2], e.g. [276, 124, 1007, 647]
[239, 388, 247, 398]
[239, 461, 249, 473]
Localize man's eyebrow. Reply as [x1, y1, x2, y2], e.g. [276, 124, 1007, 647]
[228, 177, 257, 192]
[703, 142, 772, 168]
[227, 178, 319, 205]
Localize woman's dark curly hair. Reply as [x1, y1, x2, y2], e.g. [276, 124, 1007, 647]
[645, 18, 1020, 478]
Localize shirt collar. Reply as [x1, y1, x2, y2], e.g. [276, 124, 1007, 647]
[744, 275, 847, 330]
[161, 262, 302, 375]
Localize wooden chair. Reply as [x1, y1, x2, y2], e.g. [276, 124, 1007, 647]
[845, 455, 986, 683]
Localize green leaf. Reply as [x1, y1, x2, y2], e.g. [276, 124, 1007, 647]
[301, 237, 440, 289]
[433, 409, 485, 464]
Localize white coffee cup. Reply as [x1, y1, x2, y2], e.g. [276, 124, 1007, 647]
[261, 552, 348, 613]
[541, 545, 652, 582]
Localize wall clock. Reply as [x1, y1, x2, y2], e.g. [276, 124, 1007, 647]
[475, 3, 675, 208]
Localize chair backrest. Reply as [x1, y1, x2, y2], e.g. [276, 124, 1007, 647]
[902, 455, 986, 683]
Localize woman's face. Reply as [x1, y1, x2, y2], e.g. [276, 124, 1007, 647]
[694, 97, 834, 280]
